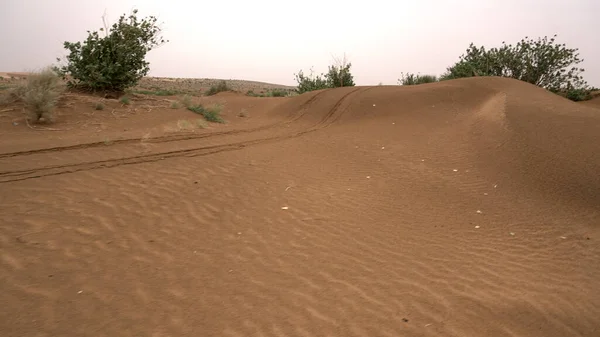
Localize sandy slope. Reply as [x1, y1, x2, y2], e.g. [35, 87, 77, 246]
[0, 77, 599, 337]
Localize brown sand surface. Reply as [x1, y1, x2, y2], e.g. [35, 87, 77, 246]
[1, 76, 599, 337]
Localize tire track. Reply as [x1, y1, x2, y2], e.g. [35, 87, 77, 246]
[0, 90, 329, 159]
[0, 88, 362, 183]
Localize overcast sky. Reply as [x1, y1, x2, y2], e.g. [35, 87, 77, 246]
[1, 0, 598, 86]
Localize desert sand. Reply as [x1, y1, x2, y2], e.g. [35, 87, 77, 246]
[1, 76, 599, 337]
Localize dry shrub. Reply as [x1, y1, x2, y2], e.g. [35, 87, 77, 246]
[20, 68, 64, 123]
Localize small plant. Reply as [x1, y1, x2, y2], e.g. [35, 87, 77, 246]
[187, 103, 224, 123]
[120, 96, 131, 105]
[238, 109, 248, 117]
[205, 80, 230, 96]
[19, 67, 64, 123]
[170, 101, 181, 109]
[94, 102, 105, 110]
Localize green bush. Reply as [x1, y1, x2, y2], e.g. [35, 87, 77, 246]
[187, 104, 224, 123]
[55, 9, 168, 93]
[294, 60, 355, 94]
[294, 68, 330, 94]
[19, 67, 64, 123]
[440, 35, 592, 100]
[120, 96, 130, 105]
[399, 72, 438, 85]
[205, 80, 230, 96]
[564, 88, 592, 102]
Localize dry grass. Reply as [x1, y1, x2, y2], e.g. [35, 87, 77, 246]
[15, 68, 64, 123]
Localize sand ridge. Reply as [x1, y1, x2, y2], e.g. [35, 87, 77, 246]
[1, 77, 599, 337]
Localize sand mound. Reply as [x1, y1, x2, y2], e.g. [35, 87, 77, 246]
[1, 77, 598, 337]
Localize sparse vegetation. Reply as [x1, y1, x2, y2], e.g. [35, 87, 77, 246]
[187, 103, 224, 123]
[54, 9, 168, 93]
[120, 96, 131, 105]
[134, 89, 179, 96]
[399, 73, 438, 85]
[94, 102, 105, 110]
[170, 101, 181, 109]
[17, 67, 64, 123]
[246, 88, 289, 97]
[205, 80, 231, 96]
[440, 35, 592, 100]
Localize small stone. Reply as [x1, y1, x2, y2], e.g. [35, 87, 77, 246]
[77, 290, 83, 294]
[560, 236, 567, 239]
[281, 206, 289, 210]
[381, 147, 385, 150]
[484, 193, 488, 196]
[453, 169, 458, 172]
[475, 225, 480, 229]
[237, 232, 242, 235]
[510, 232, 515, 236]
[476, 210, 482, 214]
[366, 176, 371, 179]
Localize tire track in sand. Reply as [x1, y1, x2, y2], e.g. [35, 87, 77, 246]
[0, 88, 365, 183]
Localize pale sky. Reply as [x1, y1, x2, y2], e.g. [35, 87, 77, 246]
[1, 0, 599, 87]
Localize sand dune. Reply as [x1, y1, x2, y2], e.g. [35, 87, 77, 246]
[1, 77, 599, 337]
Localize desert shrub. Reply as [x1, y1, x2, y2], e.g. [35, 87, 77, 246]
[205, 80, 230, 96]
[94, 102, 105, 110]
[564, 88, 592, 102]
[181, 94, 192, 108]
[441, 35, 591, 100]
[120, 96, 130, 105]
[269, 89, 288, 97]
[325, 62, 355, 88]
[55, 9, 167, 93]
[294, 68, 329, 94]
[399, 72, 438, 85]
[19, 68, 64, 123]
[294, 62, 355, 94]
[187, 104, 224, 123]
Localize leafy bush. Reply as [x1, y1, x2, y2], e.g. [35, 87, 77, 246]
[441, 35, 591, 100]
[205, 80, 231, 96]
[187, 104, 224, 123]
[19, 68, 64, 123]
[399, 72, 438, 85]
[564, 88, 592, 102]
[55, 9, 167, 93]
[294, 60, 356, 94]
[294, 68, 330, 94]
